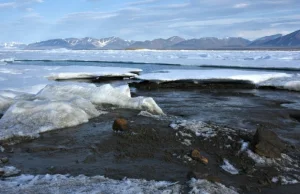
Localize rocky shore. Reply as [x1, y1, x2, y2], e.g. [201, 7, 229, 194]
[1, 81, 300, 193]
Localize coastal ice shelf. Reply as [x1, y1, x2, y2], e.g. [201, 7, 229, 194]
[139, 69, 300, 91]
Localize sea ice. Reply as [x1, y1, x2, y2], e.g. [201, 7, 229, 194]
[138, 69, 291, 84]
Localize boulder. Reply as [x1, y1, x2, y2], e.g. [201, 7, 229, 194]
[191, 149, 208, 165]
[252, 128, 285, 158]
[113, 118, 129, 131]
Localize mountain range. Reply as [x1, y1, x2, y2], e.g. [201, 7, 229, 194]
[1, 29, 300, 50]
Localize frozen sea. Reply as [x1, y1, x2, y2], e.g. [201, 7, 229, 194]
[0, 49, 300, 193]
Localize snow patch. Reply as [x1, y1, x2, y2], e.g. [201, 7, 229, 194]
[0, 166, 20, 177]
[188, 178, 238, 194]
[170, 120, 217, 138]
[220, 159, 239, 175]
[0, 174, 181, 194]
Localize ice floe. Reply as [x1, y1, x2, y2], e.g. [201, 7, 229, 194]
[138, 69, 291, 84]
[46, 66, 141, 80]
[0, 174, 181, 194]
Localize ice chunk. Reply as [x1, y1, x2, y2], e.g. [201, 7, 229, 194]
[272, 176, 299, 185]
[188, 178, 238, 194]
[0, 95, 13, 114]
[220, 159, 239, 175]
[36, 84, 163, 115]
[0, 83, 163, 141]
[0, 97, 101, 140]
[284, 81, 300, 91]
[0, 174, 181, 194]
[0, 166, 20, 177]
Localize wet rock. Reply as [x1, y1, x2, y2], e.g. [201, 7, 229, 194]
[0, 169, 4, 176]
[191, 149, 208, 164]
[187, 171, 201, 179]
[113, 118, 129, 131]
[252, 128, 285, 158]
[0, 157, 9, 164]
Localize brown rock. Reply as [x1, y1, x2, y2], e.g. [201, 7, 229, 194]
[113, 118, 129, 131]
[252, 127, 285, 158]
[191, 149, 208, 164]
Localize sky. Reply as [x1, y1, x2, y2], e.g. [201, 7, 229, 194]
[0, 0, 300, 43]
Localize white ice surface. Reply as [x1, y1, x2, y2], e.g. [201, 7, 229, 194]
[36, 84, 163, 114]
[284, 81, 300, 91]
[1, 50, 300, 70]
[0, 174, 181, 194]
[170, 120, 217, 138]
[0, 65, 141, 93]
[0, 84, 163, 141]
[0, 166, 20, 177]
[0, 97, 102, 140]
[139, 69, 292, 84]
[188, 178, 238, 194]
[220, 159, 239, 175]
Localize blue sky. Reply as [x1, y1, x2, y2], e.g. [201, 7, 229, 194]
[0, 0, 299, 43]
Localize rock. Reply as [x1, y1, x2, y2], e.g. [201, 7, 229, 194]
[113, 118, 129, 131]
[0, 157, 9, 164]
[187, 171, 201, 179]
[191, 149, 209, 164]
[251, 128, 285, 158]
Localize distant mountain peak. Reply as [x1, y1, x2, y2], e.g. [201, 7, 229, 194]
[18, 29, 300, 50]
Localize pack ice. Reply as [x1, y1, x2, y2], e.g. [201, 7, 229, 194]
[0, 84, 163, 141]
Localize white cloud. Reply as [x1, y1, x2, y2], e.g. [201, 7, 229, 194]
[0, 2, 16, 9]
[236, 29, 291, 40]
[233, 3, 249, 8]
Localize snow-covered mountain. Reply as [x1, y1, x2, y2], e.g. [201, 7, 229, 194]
[128, 36, 185, 49]
[26, 37, 134, 50]
[19, 29, 300, 50]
